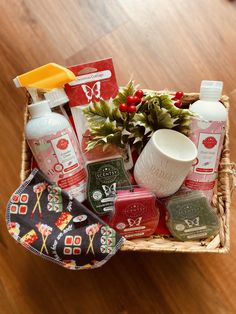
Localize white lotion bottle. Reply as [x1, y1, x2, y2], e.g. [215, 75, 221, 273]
[184, 81, 227, 200]
[25, 100, 87, 202]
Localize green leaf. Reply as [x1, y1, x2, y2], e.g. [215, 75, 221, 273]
[132, 113, 153, 134]
[83, 100, 124, 126]
[86, 118, 124, 151]
[134, 106, 176, 131]
[149, 106, 177, 129]
[132, 113, 147, 126]
[113, 80, 135, 107]
[83, 100, 110, 120]
[90, 118, 118, 137]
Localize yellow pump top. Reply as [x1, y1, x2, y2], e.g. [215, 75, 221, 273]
[13, 63, 76, 89]
[13, 63, 76, 102]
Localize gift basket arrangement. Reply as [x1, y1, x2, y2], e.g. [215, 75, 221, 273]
[6, 58, 234, 270]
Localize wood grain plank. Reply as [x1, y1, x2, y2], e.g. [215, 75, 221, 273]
[23, 0, 128, 59]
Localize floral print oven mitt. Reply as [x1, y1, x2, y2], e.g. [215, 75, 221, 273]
[6, 169, 124, 270]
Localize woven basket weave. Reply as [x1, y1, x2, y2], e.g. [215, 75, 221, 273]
[21, 92, 234, 253]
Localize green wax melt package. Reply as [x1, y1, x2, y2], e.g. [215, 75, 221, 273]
[86, 157, 131, 215]
[166, 191, 219, 241]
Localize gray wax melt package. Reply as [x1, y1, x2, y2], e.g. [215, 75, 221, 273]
[166, 191, 219, 241]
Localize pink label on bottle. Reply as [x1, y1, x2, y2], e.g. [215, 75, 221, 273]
[28, 128, 87, 201]
[184, 118, 225, 199]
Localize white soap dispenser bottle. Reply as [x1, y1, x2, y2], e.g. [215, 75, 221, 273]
[184, 81, 227, 200]
[25, 100, 87, 202]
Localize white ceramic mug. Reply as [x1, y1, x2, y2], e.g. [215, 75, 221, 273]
[134, 129, 198, 198]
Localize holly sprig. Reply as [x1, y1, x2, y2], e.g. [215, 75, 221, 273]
[82, 81, 195, 153]
[113, 80, 136, 107]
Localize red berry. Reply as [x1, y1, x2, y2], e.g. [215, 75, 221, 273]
[133, 95, 141, 105]
[127, 105, 137, 113]
[135, 89, 144, 99]
[127, 95, 135, 105]
[175, 91, 184, 99]
[174, 99, 182, 108]
[119, 103, 128, 112]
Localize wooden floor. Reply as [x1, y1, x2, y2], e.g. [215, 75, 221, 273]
[1, 0, 236, 313]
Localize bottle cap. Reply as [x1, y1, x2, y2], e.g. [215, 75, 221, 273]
[200, 80, 223, 101]
[44, 88, 69, 108]
[28, 100, 51, 118]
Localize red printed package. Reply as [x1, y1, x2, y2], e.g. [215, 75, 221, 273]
[65, 58, 119, 144]
[109, 187, 159, 239]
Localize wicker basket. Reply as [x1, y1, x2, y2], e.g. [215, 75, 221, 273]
[21, 92, 234, 253]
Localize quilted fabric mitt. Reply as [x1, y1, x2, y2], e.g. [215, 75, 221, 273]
[6, 169, 124, 270]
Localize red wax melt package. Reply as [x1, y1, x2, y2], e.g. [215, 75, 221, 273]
[109, 187, 159, 239]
